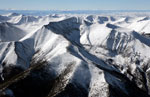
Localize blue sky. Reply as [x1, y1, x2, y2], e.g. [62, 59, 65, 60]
[0, 0, 150, 10]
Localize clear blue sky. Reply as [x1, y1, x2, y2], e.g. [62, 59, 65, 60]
[0, 0, 150, 10]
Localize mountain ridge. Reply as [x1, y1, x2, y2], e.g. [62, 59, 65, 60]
[0, 13, 150, 97]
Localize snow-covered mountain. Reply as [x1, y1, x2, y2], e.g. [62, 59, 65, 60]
[0, 13, 150, 97]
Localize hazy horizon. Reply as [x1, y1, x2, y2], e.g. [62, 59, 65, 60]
[0, 0, 150, 10]
[1, 9, 150, 16]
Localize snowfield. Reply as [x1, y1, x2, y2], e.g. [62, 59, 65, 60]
[0, 13, 150, 97]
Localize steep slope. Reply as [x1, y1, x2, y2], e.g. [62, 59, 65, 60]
[0, 22, 26, 42]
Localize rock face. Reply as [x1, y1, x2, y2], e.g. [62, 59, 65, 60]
[0, 13, 150, 97]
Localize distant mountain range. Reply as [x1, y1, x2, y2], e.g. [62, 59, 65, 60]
[0, 12, 150, 97]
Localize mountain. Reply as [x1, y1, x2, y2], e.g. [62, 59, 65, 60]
[0, 22, 27, 42]
[0, 13, 150, 97]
